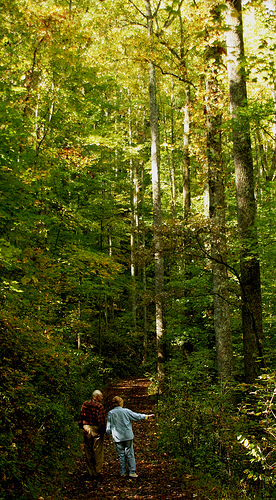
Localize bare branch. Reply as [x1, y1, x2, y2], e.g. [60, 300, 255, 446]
[153, 0, 162, 18]
[195, 230, 242, 286]
[157, 37, 181, 61]
[153, 62, 195, 87]
[121, 20, 148, 29]
[128, 0, 147, 18]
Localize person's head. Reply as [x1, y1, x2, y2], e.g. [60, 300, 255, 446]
[92, 390, 103, 403]
[112, 396, 124, 407]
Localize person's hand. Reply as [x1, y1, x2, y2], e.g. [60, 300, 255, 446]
[147, 414, 155, 418]
[83, 425, 92, 436]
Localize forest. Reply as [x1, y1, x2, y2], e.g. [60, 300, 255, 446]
[0, 0, 276, 498]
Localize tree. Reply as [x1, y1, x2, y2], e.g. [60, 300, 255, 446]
[205, 61, 233, 381]
[225, 0, 264, 382]
[143, 0, 165, 389]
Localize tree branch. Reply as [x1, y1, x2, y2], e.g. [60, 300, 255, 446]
[162, 0, 185, 30]
[153, 0, 162, 18]
[195, 230, 242, 286]
[121, 20, 148, 29]
[153, 62, 195, 87]
[127, 0, 147, 18]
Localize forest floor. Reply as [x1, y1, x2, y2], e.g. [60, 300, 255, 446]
[62, 377, 208, 500]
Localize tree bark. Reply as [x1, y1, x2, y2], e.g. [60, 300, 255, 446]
[170, 83, 176, 217]
[206, 72, 233, 382]
[129, 106, 138, 332]
[183, 86, 191, 218]
[178, 11, 191, 218]
[141, 164, 148, 363]
[268, 89, 276, 182]
[225, 0, 264, 382]
[162, 83, 176, 217]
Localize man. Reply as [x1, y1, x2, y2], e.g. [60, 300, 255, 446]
[106, 395, 154, 478]
[78, 390, 106, 478]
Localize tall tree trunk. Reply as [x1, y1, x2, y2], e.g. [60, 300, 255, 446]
[77, 277, 81, 350]
[206, 72, 233, 382]
[162, 87, 176, 217]
[144, 0, 165, 390]
[225, 0, 264, 382]
[183, 86, 191, 218]
[177, 9, 191, 219]
[170, 83, 176, 218]
[141, 165, 148, 362]
[129, 106, 137, 332]
[268, 89, 276, 182]
[141, 110, 148, 362]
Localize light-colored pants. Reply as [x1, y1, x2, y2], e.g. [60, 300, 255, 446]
[83, 425, 104, 476]
[114, 440, 136, 476]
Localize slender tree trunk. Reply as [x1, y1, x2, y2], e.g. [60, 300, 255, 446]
[144, 0, 165, 390]
[183, 86, 191, 218]
[77, 280, 81, 350]
[130, 188, 138, 332]
[170, 83, 176, 217]
[225, 0, 264, 382]
[141, 165, 148, 362]
[177, 10, 191, 218]
[98, 297, 102, 357]
[206, 72, 233, 382]
[267, 89, 276, 182]
[162, 91, 176, 217]
[141, 111, 148, 362]
[129, 106, 137, 331]
[149, 59, 165, 389]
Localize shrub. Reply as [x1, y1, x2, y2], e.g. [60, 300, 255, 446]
[157, 353, 274, 499]
[236, 372, 276, 495]
[0, 315, 104, 499]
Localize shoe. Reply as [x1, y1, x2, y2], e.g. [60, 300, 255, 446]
[129, 472, 138, 478]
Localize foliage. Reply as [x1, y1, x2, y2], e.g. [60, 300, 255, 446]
[158, 356, 276, 499]
[0, 0, 275, 498]
[159, 353, 239, 475]
[0, 314, 105, 499]
[236, 373, 276, 492]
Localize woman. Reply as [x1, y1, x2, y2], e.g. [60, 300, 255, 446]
[106, 396, 154, 478]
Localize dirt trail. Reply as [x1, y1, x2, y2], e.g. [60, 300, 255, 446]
[63, 378, 195, 499]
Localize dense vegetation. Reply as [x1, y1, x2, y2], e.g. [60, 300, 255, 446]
[0, 0, 276, 498]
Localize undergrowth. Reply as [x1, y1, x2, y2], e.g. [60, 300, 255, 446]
[0, 314, 105, 500]
[157, 352, 276, 499]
